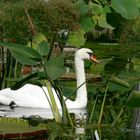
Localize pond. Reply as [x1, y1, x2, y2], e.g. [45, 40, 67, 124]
[0, 42, 140, 139]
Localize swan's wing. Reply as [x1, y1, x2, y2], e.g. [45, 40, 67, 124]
[0, 84, 61, 108]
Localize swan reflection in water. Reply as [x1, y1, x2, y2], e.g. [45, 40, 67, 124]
[0, 105, 86, 119]
[0, 105, 99, 140]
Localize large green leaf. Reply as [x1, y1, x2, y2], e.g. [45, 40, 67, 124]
[45, 56, 65, 80]
[108, 76, 130, 92]
[0, 42, 42, 60]
[96, 14, 114, 30]
[67, 30, 85, 48]
[11, 72, 47, 90]
[37, 40, 49, 57]
[79, 17, 95, 32]
[136, 0, 140, 9]
[10, 50, 38, 65]
[127, 90, 140, 107]
[111, 0, 139, 19]
[133, 18, 140, 36]
[75, 0, 89, 17]
[108, 82, 129, 92]
[91, 3, 114, 29]
[109, 76, 130, 88]
[91, 3, 104, 15]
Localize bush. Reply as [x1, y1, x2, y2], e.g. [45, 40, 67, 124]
[0, 0, 80, 44]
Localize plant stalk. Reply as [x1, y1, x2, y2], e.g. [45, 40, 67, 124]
[44, 80, 62, 123]
[89, 95, 98, 123]
[110, 105, 126, 127]
[98, 83, 109, 125]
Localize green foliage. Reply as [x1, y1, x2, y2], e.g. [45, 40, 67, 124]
[74, 0, 95, 32]
[91, 3, 114, 30]
[27, 34, 47, 49]
[44, 80, 62, 123]
[0, 0, 29, 44]
[97, 14, 114, 30]
[1, 0, 139, 46]
[0, 117, 46, 133]
[0, 39, 74, 125]
[111, 0, 139, 19]
[0, 0, 140, 133]
[136, 0, 140, 9]
[45, 56, 65, 80]
[109, 76, 130, 88]
[0, 42, 42, 65]
[127, 90, 140, 107]
[10, 51, 38, 65]
[68, 29, 85, 47]
[75, 0, 89, 17]
[38, 41, 49, 57]
[0, 0, 80, 44]
[79, 17, 95, 32]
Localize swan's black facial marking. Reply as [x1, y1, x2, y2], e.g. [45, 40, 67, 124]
[87, 52, 93, 57]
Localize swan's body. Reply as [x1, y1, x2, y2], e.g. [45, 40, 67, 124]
[0, 48, 99, 109]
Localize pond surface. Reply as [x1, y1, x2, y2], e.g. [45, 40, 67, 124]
[0, 105, 86, 119]
[0, 42, 140, 139]
[0, 105, 136, 139]
[0, 105, 134, 140]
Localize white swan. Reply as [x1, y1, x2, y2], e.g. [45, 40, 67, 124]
[0, 48, 99, 109]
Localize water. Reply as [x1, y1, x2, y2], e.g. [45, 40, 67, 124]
[0, 105, 132, 140]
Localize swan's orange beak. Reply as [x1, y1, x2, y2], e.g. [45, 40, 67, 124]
[90, 55, 100, 64]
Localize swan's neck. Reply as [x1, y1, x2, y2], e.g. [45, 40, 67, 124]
[75, 57, 87, 108]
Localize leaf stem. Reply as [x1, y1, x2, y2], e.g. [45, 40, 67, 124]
[89, 95, 98, 123]
[98, 83, 109, 125]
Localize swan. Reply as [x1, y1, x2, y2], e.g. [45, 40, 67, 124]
[0, 48, 99, 109]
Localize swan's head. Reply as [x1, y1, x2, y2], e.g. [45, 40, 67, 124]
[75, 48, 100, 63]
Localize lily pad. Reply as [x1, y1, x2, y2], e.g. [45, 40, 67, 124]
[0, 117, 47, 139]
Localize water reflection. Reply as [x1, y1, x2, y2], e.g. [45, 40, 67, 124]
[0, 105, 100, 139]
[0, 105, 53, 118]
[0, 105, 86, 119]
